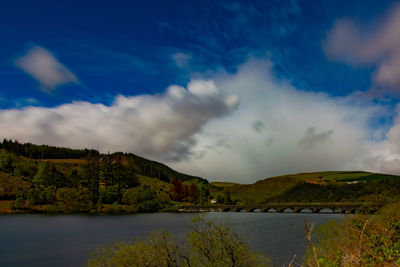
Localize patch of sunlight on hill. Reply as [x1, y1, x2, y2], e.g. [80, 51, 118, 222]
[210, 182, 242, 187]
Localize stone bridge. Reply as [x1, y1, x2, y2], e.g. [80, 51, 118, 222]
[178, 203, 382, 214]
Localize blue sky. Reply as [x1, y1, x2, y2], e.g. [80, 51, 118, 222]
[2, 0, 400, 181]
[1, 0, 394, 107]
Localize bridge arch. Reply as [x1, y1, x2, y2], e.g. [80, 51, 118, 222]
[318, 208, 334, 214]
[281, 208, 294, 213]
[298, 208, 312, 213]
[262, 207, 277, 213]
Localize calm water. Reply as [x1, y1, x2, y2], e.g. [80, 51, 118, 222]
[0, 212, 343, 267]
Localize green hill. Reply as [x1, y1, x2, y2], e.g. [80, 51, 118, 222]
[0, 139, 209, 213]
[214, 171, 400, 205]
[0, 139, 207, 184]
[2, 139, 400, 213]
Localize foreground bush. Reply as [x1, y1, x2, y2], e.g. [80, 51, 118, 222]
[88, 218, 270, 267]
[305, 202, 400, 266]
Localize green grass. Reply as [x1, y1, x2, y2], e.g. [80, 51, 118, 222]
[314, 171, 371, 181]
[211, 171, 400, 205]
[210, 182, 241, 187]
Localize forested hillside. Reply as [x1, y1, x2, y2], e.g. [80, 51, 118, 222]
[2, 139, 400, 214]
[0, 139, 207, 184]
[0, 139, 209, 213]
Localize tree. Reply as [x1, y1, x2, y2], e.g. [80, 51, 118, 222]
[122, 185, 161, 211]
[187, 218, 269, 266]
[189, 183, 200, 203]
[100, 185, 120, 204]
[13, 160, 37, 179]
[56, 188, 79, 212]
[88, 218, 270, 266]
[223, 189, 233, 204]
[100, 157, 139, 202]
[84, 157, 101, 204]
[56, 187, 90, 212]
[0, 150, 13, 173]
[33, 161, 51, 186]
[66, 169, 80, 188]
[171, 180, 185, 201]
[199, 185, 210, 204]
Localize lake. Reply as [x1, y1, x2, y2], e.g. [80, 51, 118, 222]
[0, 212, 344, 266]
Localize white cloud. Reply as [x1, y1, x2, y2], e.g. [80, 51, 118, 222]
[0, 79, 237, 161]
[4, 56, 400, 183]
[322, 3, 400, 91]
[169, 59, 396, 182]
[15, 46, 79, 92]
[171, 52, 191, 68]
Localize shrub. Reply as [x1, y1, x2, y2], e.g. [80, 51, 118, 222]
[103, 202, 122, 213]
[122, 185, 162, 211]
[305, 202, 400, 266]
[88, 218, 270, 267]
[99, 186, 119, 204]
[56, 187, 90, 212]
[14, 197, 25, 209]
[9, 197, 26, 210]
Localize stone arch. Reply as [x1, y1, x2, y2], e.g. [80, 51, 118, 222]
[318, 208, 334, 213]
[281, 208, 294, 213]
[246, 207, 257, 212]
[298, 208, 313, 213]
[264, 208, 277, 213]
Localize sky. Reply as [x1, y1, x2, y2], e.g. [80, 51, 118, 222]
[2, 0, 400, 183]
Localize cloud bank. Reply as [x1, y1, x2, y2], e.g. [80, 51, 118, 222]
[3, 55, 400, 183]
[170, 59, 393, 182]
[15, 46, 79, 92]
[0, 79, 238, 161]
[323, 3, 400, 91]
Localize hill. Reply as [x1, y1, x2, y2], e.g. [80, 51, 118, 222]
[2, 139, 400, 213]
[210, 171, 400, 205]
[0, 139, 209, 213]
[0, 139, 207, 184]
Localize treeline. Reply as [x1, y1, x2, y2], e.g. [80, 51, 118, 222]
[0, 139, 98, 159]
